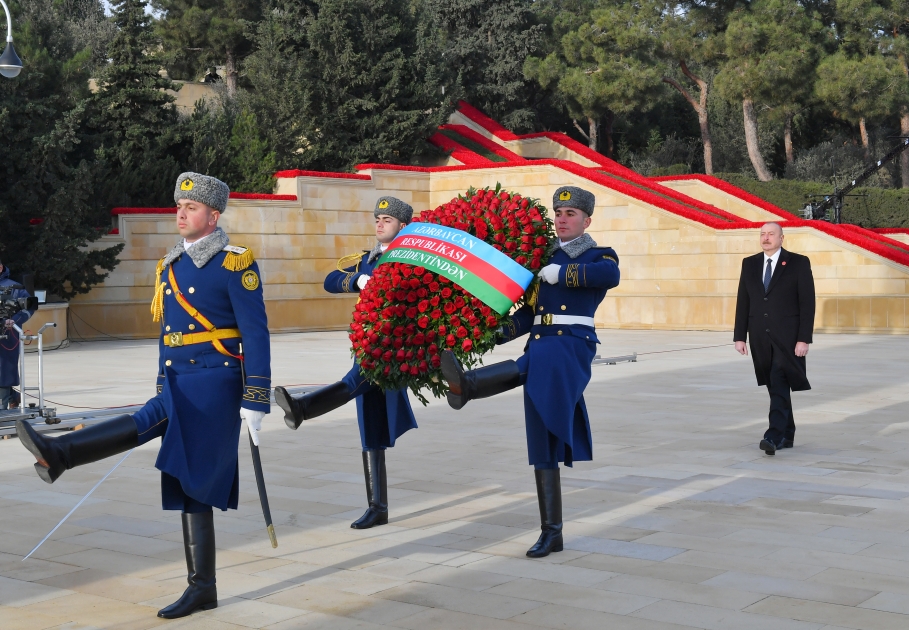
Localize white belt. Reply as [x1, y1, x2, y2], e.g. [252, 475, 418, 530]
[533, 315, 595, 327]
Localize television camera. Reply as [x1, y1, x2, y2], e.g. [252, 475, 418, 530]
[0, 283, 38, 338]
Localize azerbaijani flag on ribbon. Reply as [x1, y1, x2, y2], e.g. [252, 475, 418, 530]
[378, 223, 534, 315]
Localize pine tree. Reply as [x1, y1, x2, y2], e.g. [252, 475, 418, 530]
[714, 0, 824, 181]
[153, 0, 263, 95]
[525, 0, 663, 158]
[245, 0, 453, 172]
[90, 0, 183, 208]
[0, 0, 123, 298]
[425, 0, 544, 132]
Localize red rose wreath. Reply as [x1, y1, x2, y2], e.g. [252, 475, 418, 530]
[349, 185, 555, 403]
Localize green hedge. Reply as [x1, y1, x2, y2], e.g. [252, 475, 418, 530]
[715, 173, 909, 228]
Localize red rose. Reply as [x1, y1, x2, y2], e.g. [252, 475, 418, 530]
[431, 355, 441, 368]
[438, 325, 447, 335]
[494, 232, 507, 244]
[396, 349, 406, 362]
[480, 306, 491, 316]
[443, 302, 456, 314]
[423, 273, 434, 284]
[486, 315, 498, 327]
[462, 339, 473, 352]
[456, 326, 468, 338]
[400, 363, 410, 374]
[394, 338, 404, 349]
[418, 300, 429, 313]
[473, 326, 482, 339]
[431, 309, 442, 319]
[530, 258, 541, 269]
[446, 334, 456, 347]
[430, 296, 440, 306]
[426, 331, 437, 342]
[414, 266, 426, 275]
[417, 316, 430, 328]
[428, 343, 439, 355]
[429, 282, 440, 292]
[383, 350, 393, 362]
[516, 256, 527, 265]
[393, 326, 405, 337]
[441, 287, 452, 299]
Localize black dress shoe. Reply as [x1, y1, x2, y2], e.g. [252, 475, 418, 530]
[759, 438, 777, 455]
[782, 438, 794, 448]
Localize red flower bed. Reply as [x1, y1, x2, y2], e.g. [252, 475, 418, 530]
[428, 132, 495, 165]
[348, 186, 554, 402]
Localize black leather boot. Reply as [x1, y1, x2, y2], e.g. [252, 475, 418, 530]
[441, 351, 521, 410]
[526, 468, 563, 558]
[16, 415, 137, 484]
[158, 511, 218, 619]
[350, 449, 388, 529]
[275, 382, 350, 429]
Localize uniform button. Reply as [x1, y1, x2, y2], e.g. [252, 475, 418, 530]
[165, 325, 171, 331]
[763, 297, 768, 301]
[165, 360, 172, 366]
[224, 361, 229, 366]
[189, 287, 195, 294]
[188, 324, 196, 330]
[534, 334, 540, 339]
[586, 336, 589, 339]
[766, 329, 770, 333]
[557, 330, 563, 335]
[764, 313, 768, 317]
[165, 289, 172, 295]
[560, 305, 566, 311]
[189, 359, 196, 364]
[538, 306, 544, 312]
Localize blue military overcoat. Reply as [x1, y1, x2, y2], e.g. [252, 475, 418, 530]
[132, 233, 271, 510]
[326, 248, 417, 450]
[499, 241, 620, 466]
[0, 267, 35, 388]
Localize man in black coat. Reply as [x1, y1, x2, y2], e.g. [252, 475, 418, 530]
[734, 222, 815, 456]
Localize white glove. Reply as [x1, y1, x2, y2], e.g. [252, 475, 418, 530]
[540, 264, 561, 285]
[356, 274, 370, 290]
[241, 408, 266, 446]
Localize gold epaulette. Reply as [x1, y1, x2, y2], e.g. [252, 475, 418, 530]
[336, 251, 365, 272]
[222, 245, 255, 271]
[151, 258, 166, 323]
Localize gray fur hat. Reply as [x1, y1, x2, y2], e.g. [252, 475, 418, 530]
[553, 186, 595, 216]
[374, 196, 413, 223]
[174, 172, 230, 212]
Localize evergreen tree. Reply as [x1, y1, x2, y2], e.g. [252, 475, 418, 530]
[714, 0, 824, 181]
[245, 0, 453, 172]
[0, 0, 123, 299]
[89, 0, 184, 208]
[425, 0, 544, 132]
[525, 0, 663, 158]
[153, 0, 263, 95]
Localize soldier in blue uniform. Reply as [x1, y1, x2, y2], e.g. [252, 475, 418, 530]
[17, 173, 271, 619]
[274, 196, 417, 529]
[442, 186, 619, 558]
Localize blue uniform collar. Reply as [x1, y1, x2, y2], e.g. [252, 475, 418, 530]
[555, 233, 597, 259]
[161, 228, 230, 270]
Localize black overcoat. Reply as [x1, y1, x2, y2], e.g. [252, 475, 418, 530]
[733, 248, 815, 391]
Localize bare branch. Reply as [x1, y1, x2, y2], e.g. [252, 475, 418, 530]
[662, 76, 700, 111]
[572, 119, 590, 141]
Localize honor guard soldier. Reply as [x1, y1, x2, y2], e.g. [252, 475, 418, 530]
[274, 196, 417, 529]
[441, 186, 619, 558]
[17, 173, 271, 619]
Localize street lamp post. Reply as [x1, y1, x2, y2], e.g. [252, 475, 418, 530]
[0, 0, 22, 78]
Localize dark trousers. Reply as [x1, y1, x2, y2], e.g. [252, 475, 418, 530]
[765, 346, 795, 442]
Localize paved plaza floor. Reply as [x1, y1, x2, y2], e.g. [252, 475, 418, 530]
[2, 330, 909, 629]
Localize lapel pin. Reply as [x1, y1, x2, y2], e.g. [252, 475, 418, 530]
[781, 261, 786, 266]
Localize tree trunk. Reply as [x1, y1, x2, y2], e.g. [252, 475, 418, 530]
[699, 97, 713, 175]
[663, 61, 713, 175]
[901, 109, 909, 189]
[225, 48, 238, 97]
[602, 111, 614, 159]
[784, 114, 794, 165]
[743, 99, 773, 181]
[587, 117, 599, 152]
[859, 117, 870, 157]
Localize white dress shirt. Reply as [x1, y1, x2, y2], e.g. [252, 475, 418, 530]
[762, 248, 781, 283]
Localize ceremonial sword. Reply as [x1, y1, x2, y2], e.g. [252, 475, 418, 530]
[240, 343, 278, 548]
